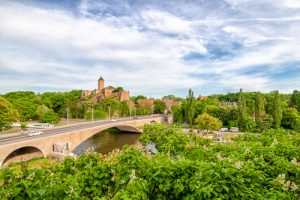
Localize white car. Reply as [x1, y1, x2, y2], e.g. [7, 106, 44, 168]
[27, 130, 43, 136]
[110, 119, 117, 122]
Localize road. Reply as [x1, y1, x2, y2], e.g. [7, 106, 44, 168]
[0, 115, 162, 146]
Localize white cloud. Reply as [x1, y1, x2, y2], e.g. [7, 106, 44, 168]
[283, 0, 300, 8]
[140, 10, 192, 34]
[218, 74, 270, 92]
[0, 2, 208, 96]
[0, 0, 299, 97]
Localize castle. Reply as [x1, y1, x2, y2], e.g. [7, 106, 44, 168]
[82, 77, 130, 101]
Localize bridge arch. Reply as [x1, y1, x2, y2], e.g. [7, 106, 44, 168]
[71, 125, 141, 153]
[1, 146, 45, 167]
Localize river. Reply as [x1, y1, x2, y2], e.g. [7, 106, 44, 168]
[73, 128, 141, 155]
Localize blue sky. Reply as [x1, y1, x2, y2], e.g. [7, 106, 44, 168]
[0, 0, 300, 98]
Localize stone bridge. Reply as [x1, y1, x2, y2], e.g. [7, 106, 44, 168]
[0, 116, 168, 167]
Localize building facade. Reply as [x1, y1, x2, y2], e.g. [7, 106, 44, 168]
[82, 76, 130, 101]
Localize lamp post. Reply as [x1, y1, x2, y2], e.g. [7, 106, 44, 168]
[66, 108, 70, 125]
[108, 107, 111, 120]
[91, 108, 94, 123]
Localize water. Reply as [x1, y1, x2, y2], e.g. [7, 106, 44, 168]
[73, 128, 141, 155]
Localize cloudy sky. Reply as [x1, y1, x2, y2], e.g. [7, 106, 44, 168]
[0, 0, 299, 97]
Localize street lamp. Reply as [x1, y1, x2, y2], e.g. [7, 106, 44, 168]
[66, 108, 70, 125]
[108, 107, 111, 120]
[91, 108, 94, 123]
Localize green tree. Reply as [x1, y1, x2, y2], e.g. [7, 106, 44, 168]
[86, 109, 106, 120]
[64, 90, 83, 118]
[272, 91, 283, 129]
[214, 106, 239, 127]
[118, 101, 130, 117]
[255, 92, 266, 131]
[36, 105, 49, 118]
[0, 97, 19, 130]
[281, 107, 300, 131]
[4, 91, 40, 121]
[185, 89, 196, 127]
[41, 92, 66, 116]
[172, 104, 184, 124]
[113, 87, 124, 92]
[194, 113, 222, 134]
[162, 95, 183, 101]
[131, 95, 147, 103]
[95, 97, 119, 117]
[238, 92, 247, 131]
[290, 90, 300, 111]
[154, 100, 167, 114]
[243, 116, 257, 132]
[40, 109, 60, 124]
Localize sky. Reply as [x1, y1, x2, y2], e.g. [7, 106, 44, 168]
[0, 0, 300, 98]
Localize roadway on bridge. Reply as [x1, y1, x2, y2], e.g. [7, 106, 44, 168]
[0, 116, 162, 146]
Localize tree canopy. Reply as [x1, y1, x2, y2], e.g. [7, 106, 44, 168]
[0, 97, 19, 130]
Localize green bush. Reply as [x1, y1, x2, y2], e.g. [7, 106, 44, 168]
[0, 125, 299, 199]
[40, 109, 60, 124]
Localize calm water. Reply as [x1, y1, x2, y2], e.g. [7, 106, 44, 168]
[73, 129, 141, 155]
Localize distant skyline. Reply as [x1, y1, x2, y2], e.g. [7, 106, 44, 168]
[0, 0, 300, 98]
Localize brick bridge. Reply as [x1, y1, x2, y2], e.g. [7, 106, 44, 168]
[0, 116, 167, 167]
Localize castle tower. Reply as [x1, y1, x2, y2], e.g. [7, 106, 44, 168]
[98, 76, 104, 92]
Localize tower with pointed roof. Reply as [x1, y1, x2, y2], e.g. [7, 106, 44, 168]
[98, 76, 104, 92]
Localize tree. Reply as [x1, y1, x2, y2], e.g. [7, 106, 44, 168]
[36, 105, 49, 118]
[154, 100, 167, 114]
[118, 101, 130, 117]
[0, 97, 19, 130]
[272, 91, 283, 129]
[185, 89, 196, 127]
[86, 109, 106, 120]
[290, 90, 300, 111]
[131, 95, 147, 103]
[172, 104, 184, 124]
[238, 92, 247, 131]
[64, 90, 83, 118]
[40, 109, 60, 124]
[243, 116, 257, 132]
[41, 92, 66, 116]
[4, 91, 40, 121]
[255, 92, 266, 131]
[281, 107, 300, 131]
[113, 87, 123, 93]
[162, 95, 183, 101]
[194, 113, 222, 134]
[214, 106, 239, 127]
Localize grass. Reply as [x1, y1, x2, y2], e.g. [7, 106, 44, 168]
[0, 157, 58, 174]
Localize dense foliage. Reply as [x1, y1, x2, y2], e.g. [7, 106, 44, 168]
[173, 89, 299, 133]
[194, 113, 222, 134]
[0, 97, 19, 130]
[154, 100, 167, 114]
[1, 124, 299, 199]
[0, 91, 159, 130]
[1, 90, 83, 123]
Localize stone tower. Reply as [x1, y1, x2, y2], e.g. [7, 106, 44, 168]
[98, 76, 104, 92]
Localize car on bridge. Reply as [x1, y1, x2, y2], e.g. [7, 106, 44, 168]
[27, 130, 43, 136]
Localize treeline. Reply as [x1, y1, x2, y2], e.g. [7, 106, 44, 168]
[0, 91, 166, 130]
[0, 90, 83, 126]
[173, 90, 300, 132]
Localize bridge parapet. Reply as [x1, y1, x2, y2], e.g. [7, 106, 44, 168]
[0, 116, 164, 167]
